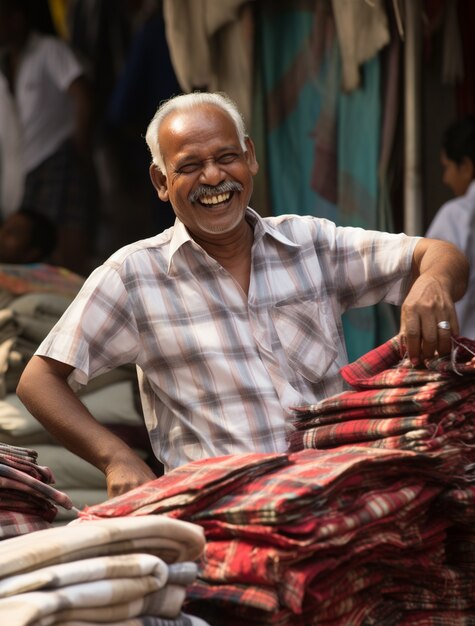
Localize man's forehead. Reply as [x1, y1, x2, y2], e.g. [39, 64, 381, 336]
[159, 106, 240, 156]
[163, 104, 233, 133]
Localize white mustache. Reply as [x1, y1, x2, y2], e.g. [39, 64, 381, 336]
[188, 182, 243, 203]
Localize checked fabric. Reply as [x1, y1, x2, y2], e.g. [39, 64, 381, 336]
[75, 336, 475, 625]
[0, 442, 74, 539]
[0, 516, 210, 626]
[290, 335, 475, 460]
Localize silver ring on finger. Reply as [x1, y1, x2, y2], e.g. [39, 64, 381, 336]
[437, 320, 451, 331]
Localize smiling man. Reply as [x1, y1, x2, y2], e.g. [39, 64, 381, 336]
[17, 92, 469, 497]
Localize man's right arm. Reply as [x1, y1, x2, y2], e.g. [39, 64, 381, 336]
[16, 356, 157, 498]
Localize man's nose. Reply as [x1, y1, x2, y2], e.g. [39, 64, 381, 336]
[200, 159, 224, 184]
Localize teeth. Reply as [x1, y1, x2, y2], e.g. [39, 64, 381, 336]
[200, 192, 231, 205]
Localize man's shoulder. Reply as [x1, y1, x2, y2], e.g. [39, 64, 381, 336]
[257, 211, 336, 239]
[104, 228, 174, 270]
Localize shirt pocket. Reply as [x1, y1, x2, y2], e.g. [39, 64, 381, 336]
[270, 299, 338, 383]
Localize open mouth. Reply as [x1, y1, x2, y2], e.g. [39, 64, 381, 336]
[198, 191, 233, 207]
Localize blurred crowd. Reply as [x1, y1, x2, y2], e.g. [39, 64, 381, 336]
[0, 0, 180, 276]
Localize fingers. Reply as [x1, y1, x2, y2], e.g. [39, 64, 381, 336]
[400, 306, 458, 364]
[400, 273, 460, 364]
[435, 318, 455, 357]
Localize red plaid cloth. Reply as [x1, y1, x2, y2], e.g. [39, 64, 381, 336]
[291, 401, 475, 451]
[398, 612, 475, 626]
[0, 510, 50, 539]
[77, 330, 475, 626]
[80, 453, 288, 520]
[0, 453, 54, 484]
[81, 447, 453, 623]
[290, 335, 475, 469]
[340, 335, 475, 389]
[0, 464, 72, 509]
[291, 380, 471, 420]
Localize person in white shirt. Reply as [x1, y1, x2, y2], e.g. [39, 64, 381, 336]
[0, 0, 96, 275]
[426, 116, 475, 339]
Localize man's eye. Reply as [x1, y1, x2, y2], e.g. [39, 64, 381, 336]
[218, 153, 239, 164]
[177, 163, 200, 174]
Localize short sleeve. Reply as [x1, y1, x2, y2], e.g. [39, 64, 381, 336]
[36, 264, 140, 388]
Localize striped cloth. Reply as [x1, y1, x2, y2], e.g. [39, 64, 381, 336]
[289, 335, 475, 457]
[0, 442, 74, 538]
[74, 337, 475, 625]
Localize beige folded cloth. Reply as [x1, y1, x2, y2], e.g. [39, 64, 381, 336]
[0, 575, 165, 626]
[0, 553, 168, 598]
[0, 516, 205, 578]
[29, 582, 187, 625]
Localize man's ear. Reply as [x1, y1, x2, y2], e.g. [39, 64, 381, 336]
[244, 136, 259, 176]
[149, 164, 169, 201]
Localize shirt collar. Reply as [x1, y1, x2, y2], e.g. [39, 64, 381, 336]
[167, 207, 301, 273]
[245, 207, 302, 249]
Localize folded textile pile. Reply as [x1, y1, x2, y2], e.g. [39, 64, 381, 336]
[74, 443, 474, 625]
[286, 335, 475, 624]
[0, 442, 73, 540]
[289, 336, 475, 460]
[0, 515, 210, 626]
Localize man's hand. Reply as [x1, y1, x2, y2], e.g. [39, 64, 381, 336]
[400, 238, 469, 364]
[400, 273, 459, 363]
[104, 452, 157, 499]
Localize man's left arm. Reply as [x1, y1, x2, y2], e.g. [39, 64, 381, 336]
[400, 237, 469, 364]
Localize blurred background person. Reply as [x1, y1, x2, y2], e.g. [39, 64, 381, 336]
[0, 0, 97, 275]
[426, 116, 475, 339]
[0, 207, 58, 265]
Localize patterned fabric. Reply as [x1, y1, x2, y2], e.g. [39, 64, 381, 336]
[0, 553, 169, 598]
[31, 614, 210, 625]
[36, 208, 417, 471]
[0, 517, 208, 626]
[0, 464, 72, 509]
[0, 516, 205, 579]
[78, 447, 458, 625]
[340, 335, 475, 388]
[80, 453, 288, 520]
[74, 339, 475, 625]
[0, 511, 50, 540]
[0, 576, 171, 625]
[0, 442, 74, 538]
[290, 335, 475, 459]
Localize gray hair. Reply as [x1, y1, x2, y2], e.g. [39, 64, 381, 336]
[145, 92, 248, 172]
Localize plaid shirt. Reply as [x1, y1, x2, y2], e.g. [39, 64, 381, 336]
[36, 209, 417, 471]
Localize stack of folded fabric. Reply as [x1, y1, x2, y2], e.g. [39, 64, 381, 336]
[286, 335, 475, 624]
[75, 445, 474, 625]
[0, 515, 210, 626]
[289, 335, 475, 465]
[0, 441, 74, 540]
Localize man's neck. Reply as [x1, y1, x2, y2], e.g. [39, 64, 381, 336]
[193, 219, 254, 295]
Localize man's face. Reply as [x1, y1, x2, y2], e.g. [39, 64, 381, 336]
[150, 104, 258, 241]
[440, 150, 472, 197]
